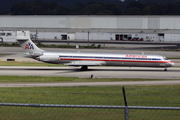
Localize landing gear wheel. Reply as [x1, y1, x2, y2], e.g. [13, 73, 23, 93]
[81, 66, 88, 71]
[164, 68, 167, 71]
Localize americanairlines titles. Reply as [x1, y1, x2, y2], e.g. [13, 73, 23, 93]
[125, 54, 147, 58]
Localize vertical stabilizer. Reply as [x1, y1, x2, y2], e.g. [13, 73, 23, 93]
[16, 37, 44, 56]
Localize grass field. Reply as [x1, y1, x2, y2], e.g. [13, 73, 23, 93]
[0, 75, 179, 83]
[0, 85, 179, 119]
[0, 75, 179, 108]
[0, 85, 179, 106]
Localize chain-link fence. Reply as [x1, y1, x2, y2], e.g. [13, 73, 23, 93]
[0, 86, 179, 120]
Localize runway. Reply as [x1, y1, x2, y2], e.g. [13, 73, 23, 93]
[0, 66, 180, 79]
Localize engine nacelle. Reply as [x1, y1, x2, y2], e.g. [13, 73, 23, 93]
[36, 55, 59, 63]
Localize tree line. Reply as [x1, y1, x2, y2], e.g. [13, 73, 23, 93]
[9, 0, 180, 15]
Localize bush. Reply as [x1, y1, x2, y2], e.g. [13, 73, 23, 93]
[97, 44, 101, 48]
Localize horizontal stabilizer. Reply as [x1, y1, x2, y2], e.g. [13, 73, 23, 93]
[16, 36, 29, 41]
[64, 61, 106, 66]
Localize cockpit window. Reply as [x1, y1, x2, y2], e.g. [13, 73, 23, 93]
[163, 57, 168, 60]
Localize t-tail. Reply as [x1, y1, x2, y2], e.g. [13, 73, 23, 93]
[16, 36, 44, 57]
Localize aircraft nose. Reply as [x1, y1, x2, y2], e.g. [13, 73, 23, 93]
[169, 61, 175, 66]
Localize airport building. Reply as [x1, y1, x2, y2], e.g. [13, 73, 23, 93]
[0, 31, 29, 43]
[0, 15, 180, 42]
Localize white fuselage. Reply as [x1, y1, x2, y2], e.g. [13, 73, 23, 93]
[36, 51, 174, 68]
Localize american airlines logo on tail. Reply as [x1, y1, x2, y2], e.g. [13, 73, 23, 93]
[25, 43, 34, 50]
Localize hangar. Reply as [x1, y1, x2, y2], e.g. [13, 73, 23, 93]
[0, 15, 180, 42]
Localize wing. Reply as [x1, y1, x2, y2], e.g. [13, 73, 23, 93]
[64, 61, 106, 66]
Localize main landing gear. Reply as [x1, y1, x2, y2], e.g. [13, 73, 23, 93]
[164, 68, 167, 71]
[81, 66, 88, 71]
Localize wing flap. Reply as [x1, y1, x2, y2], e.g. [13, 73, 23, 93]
[64, 61, 106, 66]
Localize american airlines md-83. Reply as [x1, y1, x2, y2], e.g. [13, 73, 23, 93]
[16, 36, 174, 71]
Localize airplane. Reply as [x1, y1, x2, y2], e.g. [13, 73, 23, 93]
[16, 36, 174, 71]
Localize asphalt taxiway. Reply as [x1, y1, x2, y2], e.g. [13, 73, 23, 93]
[0, 66, 179, 79]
